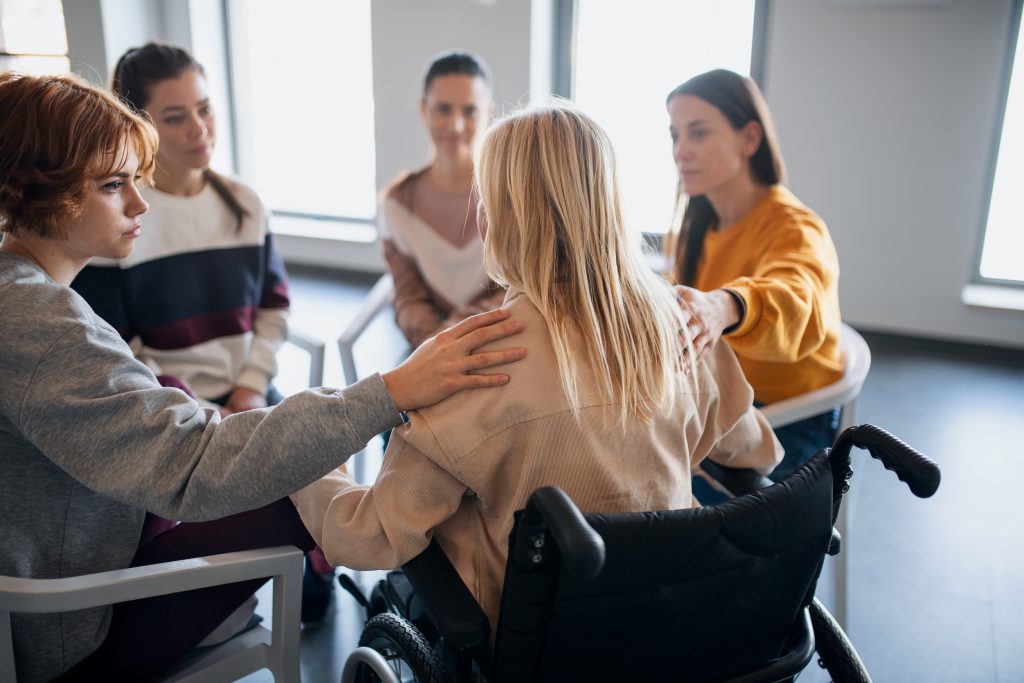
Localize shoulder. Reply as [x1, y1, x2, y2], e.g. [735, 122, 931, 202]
[758, 186, 828, 234]
[405, 294, 560, 456]
[380, 167, 428, 208]
[0, 259, 123, 361]
[211, 173, 267, 214]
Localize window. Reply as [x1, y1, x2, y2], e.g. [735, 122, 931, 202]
[572, 0, 759, 235]
[978, 2, 1024, 284]
[0, 0, 68, 75]
[226, 0, 376, 226]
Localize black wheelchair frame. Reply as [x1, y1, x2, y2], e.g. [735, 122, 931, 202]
[339, 424, 940, 683]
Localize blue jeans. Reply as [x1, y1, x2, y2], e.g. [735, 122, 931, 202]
[692, 408, 839, 506]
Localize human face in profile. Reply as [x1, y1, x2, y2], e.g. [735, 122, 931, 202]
[421, 74, 492, 164]
[66, 142, 149, 263]
[668, 94, 761, 200]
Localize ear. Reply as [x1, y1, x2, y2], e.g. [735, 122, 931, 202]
[741, 120, 763, 158]
[419, 96, 428, 122]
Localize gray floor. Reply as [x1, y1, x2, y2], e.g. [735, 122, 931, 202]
[245, 265, 1024, 682]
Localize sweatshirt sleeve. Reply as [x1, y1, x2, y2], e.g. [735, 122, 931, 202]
[290, 419, 468, 570]
[693, 341, 783, 474]
[237, 228, 290, 394]
[381, 236, 446, 347]
[18, 318, 402, 522]
[721, 217, 839, 364]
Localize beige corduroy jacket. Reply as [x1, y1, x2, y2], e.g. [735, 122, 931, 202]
[291, 288, 782, 633]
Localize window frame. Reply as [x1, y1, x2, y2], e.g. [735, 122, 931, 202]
[221, 0, 377, 230]
[555, 0, 771, 248]
[974, 0, 1024, 289]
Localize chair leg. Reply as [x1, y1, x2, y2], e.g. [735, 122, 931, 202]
[1, 611, 16, 683]
[832, 401, 857, 633]
[834, 502, 849, 631]
[271, 559, 303, 682]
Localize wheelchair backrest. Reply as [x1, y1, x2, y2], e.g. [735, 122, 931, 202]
[491, 453, 835, 682]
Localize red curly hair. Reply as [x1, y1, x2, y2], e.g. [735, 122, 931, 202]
[0, 71, 157, 240]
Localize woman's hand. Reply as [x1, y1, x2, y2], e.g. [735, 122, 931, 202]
[382, 308, 526, 412]
[674, 286, 742, 365]
[225, 386, 269, 413]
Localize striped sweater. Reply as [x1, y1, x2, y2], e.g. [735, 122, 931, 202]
[72, 179, 289, 402]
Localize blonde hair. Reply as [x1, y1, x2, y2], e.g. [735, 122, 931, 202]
[476, 104, 692, 424]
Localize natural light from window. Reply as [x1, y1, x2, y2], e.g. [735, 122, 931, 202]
[0, 0, 68, 75]
[980, 23, 1024, 283]
[228, 0, 376, 221]
[573, 0, 756, 236]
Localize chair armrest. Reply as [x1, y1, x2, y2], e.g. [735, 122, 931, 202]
[402, 539, 491, 650]
[286, 327, 326, 387]
[0, 546, 303, 614]
[697, 460, 774, 497]
[759, 323, 871, 429]
[337, 274, 395, 386]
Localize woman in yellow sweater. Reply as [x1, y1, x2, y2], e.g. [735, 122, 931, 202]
[666, 68, 844, 483]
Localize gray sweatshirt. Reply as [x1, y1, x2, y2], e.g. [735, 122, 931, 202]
[0, 252, 402, 682]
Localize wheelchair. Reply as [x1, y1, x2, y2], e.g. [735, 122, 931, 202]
[338, 423, 941, 683]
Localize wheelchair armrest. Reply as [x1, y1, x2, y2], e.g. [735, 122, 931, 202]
[402, 538, 492, 650]
[520, 487, 606, 580]
[698, 460, 774, 497]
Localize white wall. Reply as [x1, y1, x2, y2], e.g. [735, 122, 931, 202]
[764, 0, 1024, 348]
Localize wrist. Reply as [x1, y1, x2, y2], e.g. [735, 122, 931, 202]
[718, 289, 745, 335]
[381, 369, 408, 412]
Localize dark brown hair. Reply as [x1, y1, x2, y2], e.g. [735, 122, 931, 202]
[666, 69, 785, 285]
[112, 42, 248, 231]
[422, 50, 491, 96]
[0, 72, 157, 239]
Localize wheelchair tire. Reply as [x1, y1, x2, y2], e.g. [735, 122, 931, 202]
[355, 612, 446, 683]
[809, 598, 871, 683]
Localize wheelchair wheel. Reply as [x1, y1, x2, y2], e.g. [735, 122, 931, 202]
[354, 612, 446, 683]
[809, 598, 871, 683]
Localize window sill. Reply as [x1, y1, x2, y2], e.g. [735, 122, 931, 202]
[271, 214, 384, 272]
[961, 283, 1024, 313]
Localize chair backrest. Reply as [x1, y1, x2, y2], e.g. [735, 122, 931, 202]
[491, 459, 835, 683]
[337, 273, 397, 387]
[0, 546, 302, 682]
[759, 323, 872, 431]
[285, 328, 326, 388]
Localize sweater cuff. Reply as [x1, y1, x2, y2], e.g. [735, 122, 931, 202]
[235, 368, 270, 396]
[721, 284, 760, 338]
[341, 373, 404, 439]
[721, 289, 747, 336]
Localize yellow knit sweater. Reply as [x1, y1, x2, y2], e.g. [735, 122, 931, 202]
[695, 185, 844, 404]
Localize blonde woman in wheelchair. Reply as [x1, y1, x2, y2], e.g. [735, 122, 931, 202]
[292, 103, 783, 635]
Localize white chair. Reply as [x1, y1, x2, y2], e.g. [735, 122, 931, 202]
[759, 322, 872, 631]
[337, 273, 397, 389]
[337, 273, 405, 483]
[0, 545, 303, 682]
[285, 327, 326, 388]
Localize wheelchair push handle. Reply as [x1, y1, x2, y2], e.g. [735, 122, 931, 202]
[833, 424, 941, 498]
[521, 487, 606, 580]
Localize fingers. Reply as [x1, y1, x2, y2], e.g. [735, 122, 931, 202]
[446, 308, 512, 338]
[448, 372, 512, 390]
[465, 346, 527, 370]
[457, 317, 525, 351]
